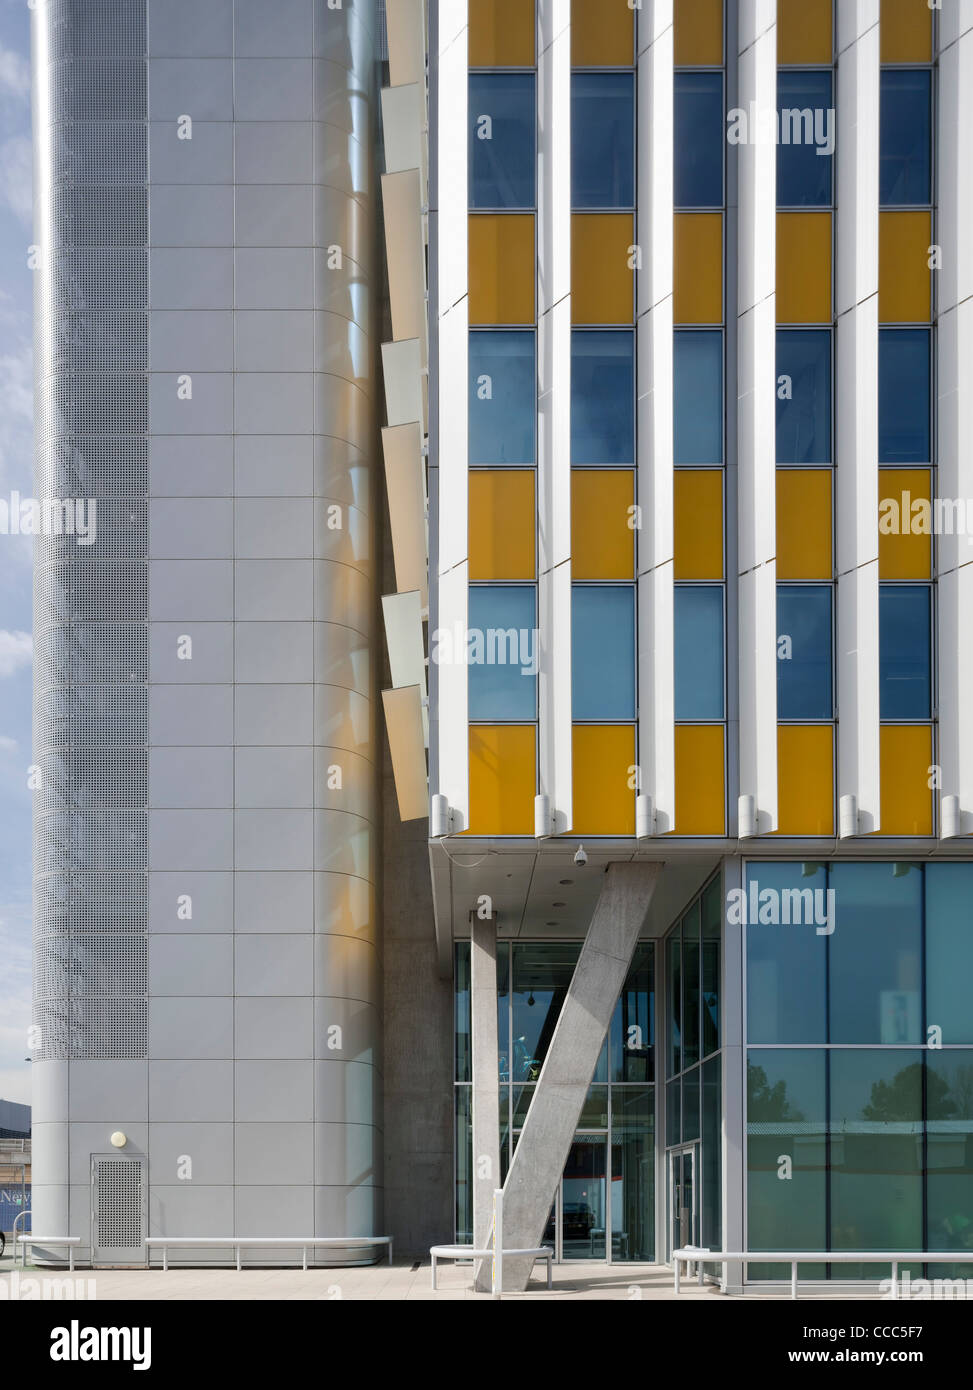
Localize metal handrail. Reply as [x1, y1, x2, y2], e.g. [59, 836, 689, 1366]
[144, 1235, 393, 1272]
[429, 1243, 553, 1291]
[12, 1209, 30, 1265]
[673, 1246, 973, 1299]
[16, 1235, 80, 1272]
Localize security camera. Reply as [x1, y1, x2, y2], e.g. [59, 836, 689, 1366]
[573, 843, 588, 867]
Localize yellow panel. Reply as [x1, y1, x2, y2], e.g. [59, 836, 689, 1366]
[469, 471, 536, 580]
[879, 212, 931, 323]
[879, 725, 933, 836]
[777, 214, 832, 324]
[777, 0, 832, 63]
[469, 214, 535, 326]
[469, 0, 536, 67]
[674, 470, 723, 580]
[673, 724, 725, 835]
[571, 471, 635, 580]
[776, 470, 832, 580]
[469, 725, 536, 834]
[572, 725, 636, 835]
[776, 725, 834, 835]
[878, 468, 932, 579]
[673, 0, 723, 66]
[880, 0, 932, 63]
[571, 0, 634, 66]
[673, 214, 723, 325]
[571, 215, 634, 325]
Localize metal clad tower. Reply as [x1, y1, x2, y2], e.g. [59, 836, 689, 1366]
[30, 0, 382, 1265]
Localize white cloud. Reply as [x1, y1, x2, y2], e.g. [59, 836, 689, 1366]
[0, 629, 31, 678]
[0, 41, 29, 106]
[0, 735, 17, 752]
[0, 133, 31, 224]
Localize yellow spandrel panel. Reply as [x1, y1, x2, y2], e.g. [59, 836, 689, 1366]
[673, 724, 725, 835]
[777, 213, 832, 324]
[469, 214, 535, 326]
[880, 0, 933, 63]
[674, 470, 723, 580]
[571, 214, 635, 325]
[778, 0, 832, 64]
[571, 0, 634, 66]
[879, 212, 932, 323]
[571, 471, 635, 580]
[776, 725, 834, 835]
[469, 725, 536, 834]
[674, 0, 723, 66]
[572, 725, 636, 835]
[878, 468, 932, 579]
[879, 725, 933, 836]
[776, 470, 832, 580]
[673, 214, 723, 325]
[469, 0, 536, 67]
[469, 470, 536, 580]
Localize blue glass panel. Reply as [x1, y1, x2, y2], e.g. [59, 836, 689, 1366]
[879, 585, 931, 719]
[571, 331, 635, 463]
[776, 329, 831, 463]
[674, 71, 724, 208]
[571, 72, 635, 208]
[468, 72, 536, 209]
[467, 586, 537, 721]
[674, 586, 724, 720]
[880, 70, 931, 206]
[746, 862, 829, 1044]
[879, 329, 930, 463]
[828, 863, 922, 1045]
[571, 585, 636, 720]
[776, 70, 834, 207]
[925, 865, 973, 1046]
[674, 331, 723, 464]
[776, 585, 832, 719]
[469, 330, 536, 464]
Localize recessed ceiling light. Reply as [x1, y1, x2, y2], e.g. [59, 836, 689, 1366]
[559, 879, 573, 885]
[552, 901, 566, 908]
[545, 920, 558, 927]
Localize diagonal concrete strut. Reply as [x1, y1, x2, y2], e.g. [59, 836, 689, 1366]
[498, 862, 663, 1291]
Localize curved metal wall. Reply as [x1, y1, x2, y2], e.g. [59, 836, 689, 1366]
[31, 0, 382, 1263]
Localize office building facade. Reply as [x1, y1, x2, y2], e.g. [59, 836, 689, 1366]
[31, 0, 973, 1291]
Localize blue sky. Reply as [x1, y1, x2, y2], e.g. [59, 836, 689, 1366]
[0, 0, 36, 1107]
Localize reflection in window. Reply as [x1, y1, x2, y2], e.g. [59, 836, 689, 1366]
[571, 331, 635, 464]
[469, 331, 536, 465]
[674, 331, 723, 464]
[776, 329, 831, 463]
[880, 70, 931, 206]
[468, 72, 536, 209]
[612, 1088, 655, 1261]
[571, 72, 635, 208]
[776, 584, 833, 719]
[571, 585, 636, 720]
[776, 71, 833, 207]
[828, 862, 922, 1045]
[879, 329, 930, 464]
[926, 1052, 973, 1277]
[879, 584, 931, 720]
[674, 585, 724, 720]
[746, 862, 828, 1044]
[925, 866, 973, 1047]
[674, 71, 724, 208]
[467, 585, 537, 721]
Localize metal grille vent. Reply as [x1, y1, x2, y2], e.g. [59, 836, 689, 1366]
[35, 873, 148, 933]
[94, 1158, 144, 1249]
[33, 624, 147, 690]
[51, 58, 146, 121]
[34, 810, 148, 875]
[50, 0, 147, 60]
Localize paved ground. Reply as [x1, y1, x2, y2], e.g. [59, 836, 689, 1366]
[0, 1251, 889, 1300]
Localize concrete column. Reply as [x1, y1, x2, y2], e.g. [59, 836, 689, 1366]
[721, 857, 745, 1293]
[499, 862, 662, 1290]
[471, 913, 501, 1291]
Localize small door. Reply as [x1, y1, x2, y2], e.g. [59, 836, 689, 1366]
[91, 1154, 147, 1266]
[668, 1146, 697, 1259]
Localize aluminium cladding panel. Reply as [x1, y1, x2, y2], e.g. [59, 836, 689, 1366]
[30, 0, 150, 1264]
[141, 0, 383, 1257]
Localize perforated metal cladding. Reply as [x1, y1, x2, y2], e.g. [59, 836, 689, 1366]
[94, 1158, 144, 1251]
[33, 0, 148, 1065]
[34, 624, 147, 690]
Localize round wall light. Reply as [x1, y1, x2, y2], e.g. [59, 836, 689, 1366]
[110, 1131, 127, 1149]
